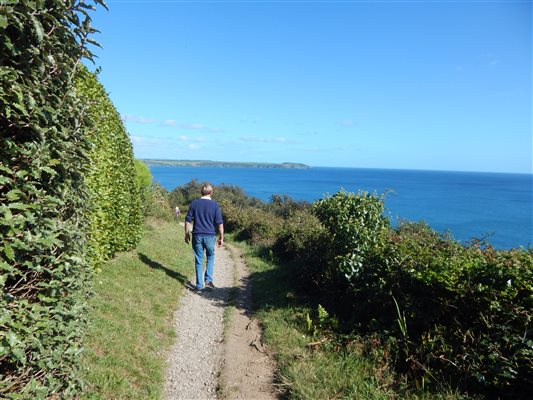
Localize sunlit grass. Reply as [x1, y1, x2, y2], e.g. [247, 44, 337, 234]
[81, 218, 193, 399]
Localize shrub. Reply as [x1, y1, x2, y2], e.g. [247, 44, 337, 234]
[213, 183, 256, 207]
[145, 184, 174, 221]
[237, 208, 283, 247]
[218, 199, 246, 232]
[135, 159, 153, 217]
[312, 193, 532, 397]
[169, 179, 203, 208]
[313, 190, 390, 283]
[271, 209, 330, 290]
[265, 194, 311, 218]
[0, 1, 105, 397]
[77, 67, 143, 266]
[273, 210, 322, 258]
[135, 160, 152, 192]
[170, 180, 259, 210]
[385, 223, 533, 397]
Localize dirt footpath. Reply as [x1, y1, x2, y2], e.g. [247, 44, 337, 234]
[163, 243, 277, 400]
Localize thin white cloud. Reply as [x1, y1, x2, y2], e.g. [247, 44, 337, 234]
[188, 144, 200, 150]
[183, 123, 204, 130]
[240, 136, 289, 143]
[341, 119, 355, 127]
[240, 116, 261, 124]
[246, 136, 260, 142]
[157, 115, 223, 133]
[178, 135, 188, 141]
[122, 114, 157, 124]
[195, 137, 207, 142]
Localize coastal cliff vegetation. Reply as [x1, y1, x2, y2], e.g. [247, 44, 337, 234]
[1, 3, 530, 398]
[163, 180, 532, 399]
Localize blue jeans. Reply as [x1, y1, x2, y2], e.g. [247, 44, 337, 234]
[192, 235, 216, 289]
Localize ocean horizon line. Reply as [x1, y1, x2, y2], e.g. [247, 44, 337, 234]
[140, 158, 532, 176]
[309, 165, 533, 176]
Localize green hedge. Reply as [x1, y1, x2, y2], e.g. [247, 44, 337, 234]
[76, 67, 143, 267]
[0, 1, 105, 397]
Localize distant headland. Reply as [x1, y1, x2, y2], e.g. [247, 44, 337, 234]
[141, 159, 310, 169]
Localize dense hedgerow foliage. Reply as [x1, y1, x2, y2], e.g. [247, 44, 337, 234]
[175, 179, 532, 398]
[0, 1, 105, 397]
[76, 67, 143, 266]
[312, 193, 532, 398]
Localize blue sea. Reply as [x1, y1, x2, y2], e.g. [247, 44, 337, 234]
[150, 166, 533, 250]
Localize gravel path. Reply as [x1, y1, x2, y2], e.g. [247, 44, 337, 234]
[163, 244, 234, 400]
[163, 243, 276, 400]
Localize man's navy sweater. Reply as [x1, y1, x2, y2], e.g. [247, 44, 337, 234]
[185, 198, 223, 235]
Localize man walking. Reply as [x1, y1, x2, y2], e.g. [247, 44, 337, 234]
[184, 183, 224, 291]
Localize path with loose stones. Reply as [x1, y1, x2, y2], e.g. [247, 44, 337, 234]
[163, 243, 277, 400]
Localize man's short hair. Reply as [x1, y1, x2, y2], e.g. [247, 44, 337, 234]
[201, 184, 213, 196]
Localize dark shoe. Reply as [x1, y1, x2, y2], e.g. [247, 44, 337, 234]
[187, 282, 203, 293]
[206, 282, 215, 289]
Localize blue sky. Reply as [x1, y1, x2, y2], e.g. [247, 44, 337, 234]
[88, 0, 532, 173]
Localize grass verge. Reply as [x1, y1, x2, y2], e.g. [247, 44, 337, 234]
[232, 240, 467, 400]
[81, 218, 192, 399]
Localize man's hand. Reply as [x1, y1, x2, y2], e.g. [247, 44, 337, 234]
[217, 237, 224, 247]
[184, 221, 192, 244]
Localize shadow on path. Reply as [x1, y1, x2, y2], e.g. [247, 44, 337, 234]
[138, 253, 188, 286]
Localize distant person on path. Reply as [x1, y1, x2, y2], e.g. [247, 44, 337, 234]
[175, 206, 180, 219]
[184, 183, 224, 291]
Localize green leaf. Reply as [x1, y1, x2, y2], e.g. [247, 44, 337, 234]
[8, 202, 29, 211]
[3, 242, 14, 261]
[0, 15, 7, 29]
[6, 332, 18, 347]
[6, 189, 22, 201]
[31, 16, 44, 42]
[12, 347, 25, 362]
